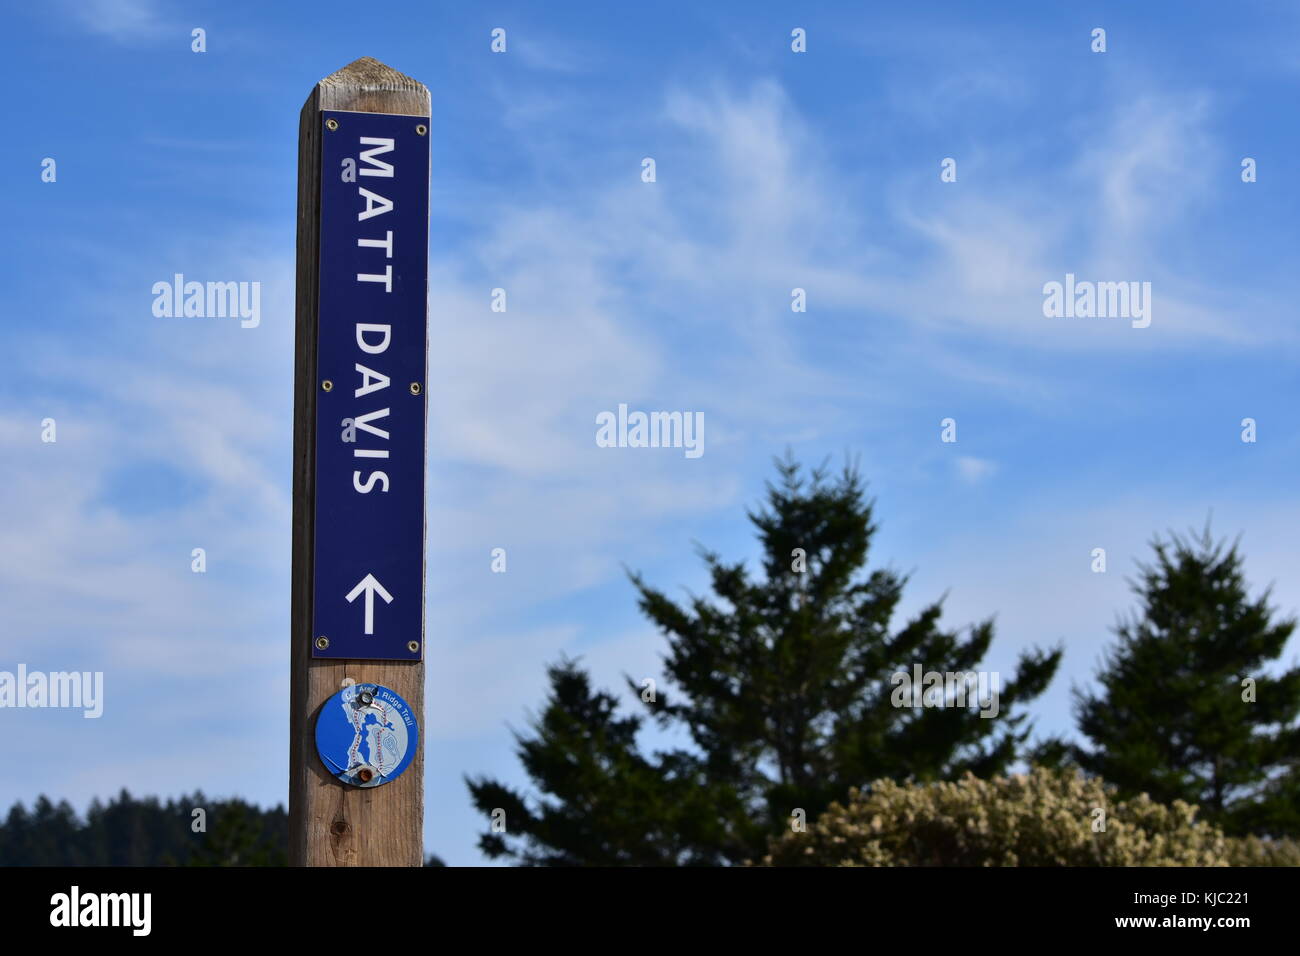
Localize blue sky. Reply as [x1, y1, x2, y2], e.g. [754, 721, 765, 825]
[1, 0, 1298, 866]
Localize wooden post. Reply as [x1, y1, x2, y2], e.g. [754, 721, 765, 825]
[290, 57, 429, 867]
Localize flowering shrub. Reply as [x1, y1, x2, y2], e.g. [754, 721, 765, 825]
[761, 766, 1237, 866]
[1224, 834, 1300, 867]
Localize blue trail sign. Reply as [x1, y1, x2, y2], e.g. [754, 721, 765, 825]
[311, 109, 429, 661]
[315, 682, 419, 787]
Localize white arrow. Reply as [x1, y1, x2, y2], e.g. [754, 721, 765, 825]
[345, 573, 393, 635]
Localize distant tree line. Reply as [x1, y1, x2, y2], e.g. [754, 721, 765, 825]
[0, 792, 447, 866]
[0, 791, 287, 866]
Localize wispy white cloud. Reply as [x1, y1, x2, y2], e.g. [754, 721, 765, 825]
[955, 455, 997, 483]
[1073, 92, 1215, 240]
[508, 31, 592, 74]
[55, 0, 167, 43]
[875, 85, 1299, 351]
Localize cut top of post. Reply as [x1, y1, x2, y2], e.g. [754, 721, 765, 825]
[310, 56, 430, 116]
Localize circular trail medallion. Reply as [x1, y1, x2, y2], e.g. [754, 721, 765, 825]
[315, 683, 417, 787]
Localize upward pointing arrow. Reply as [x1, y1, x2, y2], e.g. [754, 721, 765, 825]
[346, 573, 393, 635]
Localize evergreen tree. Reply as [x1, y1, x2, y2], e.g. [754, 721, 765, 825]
[1073, 525, 1300, 837]
[188, 798, 288, 866]
[468, 455, 1062, 864]
[26, 797, 84, 865]
[0, 803, 32, 865]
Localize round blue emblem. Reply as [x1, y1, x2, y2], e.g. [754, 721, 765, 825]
[315, 682, 418, 787]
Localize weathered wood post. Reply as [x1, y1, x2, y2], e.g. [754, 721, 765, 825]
[290, 57, 430, 866]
